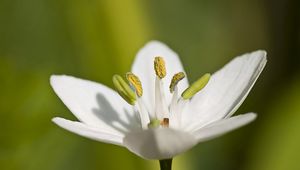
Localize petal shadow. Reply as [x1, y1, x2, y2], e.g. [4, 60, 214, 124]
[92, 93, 140, 134]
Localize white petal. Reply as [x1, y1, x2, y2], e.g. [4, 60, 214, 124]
[132, 41, 189, 114]
[184, 50, 266, 128]
[52, 117, 124, 146]
[123, 128, 197, 160]
[50, 75, 139, 136]
[192, 113, 256, 142]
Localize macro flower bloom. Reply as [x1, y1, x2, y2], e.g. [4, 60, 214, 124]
[51, 41, 266, 160]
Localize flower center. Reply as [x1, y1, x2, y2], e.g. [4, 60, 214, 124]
[112, 56, 211, 130]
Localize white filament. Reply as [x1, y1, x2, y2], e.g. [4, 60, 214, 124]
[155, 77, 169, 120]
[135, 97, 150, 129]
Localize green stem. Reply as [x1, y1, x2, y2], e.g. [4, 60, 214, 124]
[159, 158, 173, 170]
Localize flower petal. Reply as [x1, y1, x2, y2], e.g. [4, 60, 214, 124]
[50, 75, 139, 135]
[52, 117, 124, 146]
[131, 41, 189, 114]
[192, 113, 256, 142]
[184, 50, 266, 129]
[123, 128, 197, 160]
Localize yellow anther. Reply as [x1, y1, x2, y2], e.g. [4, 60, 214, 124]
[112, 75, 136, 105]
[126, 72, 143, 97]
[182, 73, 211, 100]
[154, 57, 166, 79]
[169, 72, 185, 93]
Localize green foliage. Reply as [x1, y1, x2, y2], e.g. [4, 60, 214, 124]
[245, 78, 300, 170]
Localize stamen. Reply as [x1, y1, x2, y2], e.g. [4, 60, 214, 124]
[126, 72, 143, 97]
[182, 73, 211, 100]
[112, 75, 136, 105]
[154, 57, 166, 79]
[161, 118, 169, 127]
[169, 72, 185, 93]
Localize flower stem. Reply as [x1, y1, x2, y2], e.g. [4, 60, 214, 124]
[159, 158, 173, 170]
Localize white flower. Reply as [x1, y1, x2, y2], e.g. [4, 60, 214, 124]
[51, 41, 266, 160]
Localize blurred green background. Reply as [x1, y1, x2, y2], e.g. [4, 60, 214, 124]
[0, 0, 299, 169]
